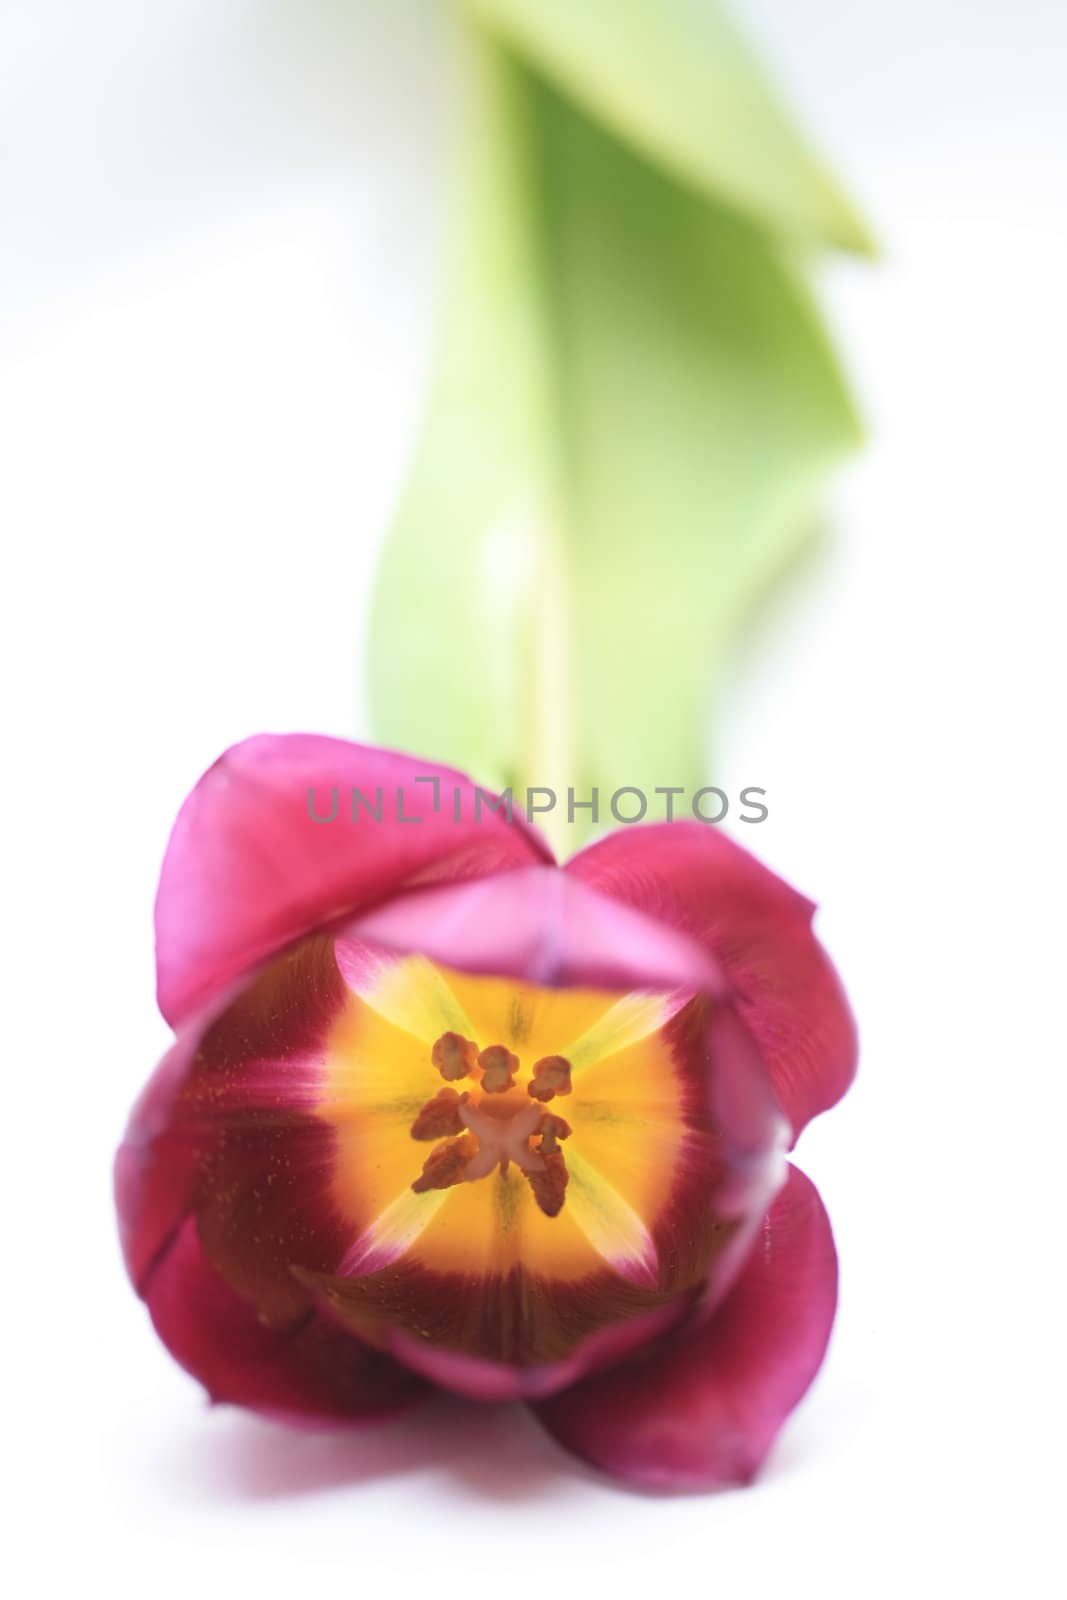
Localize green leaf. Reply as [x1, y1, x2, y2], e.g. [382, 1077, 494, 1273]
[464, 0, 876, 255]
[369, 39, 572, 823]
[368, 32, 863, 851]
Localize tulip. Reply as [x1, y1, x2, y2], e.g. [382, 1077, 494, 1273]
[116, 734, 855, 1491]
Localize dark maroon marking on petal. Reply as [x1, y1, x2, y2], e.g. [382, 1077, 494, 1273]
[295, 1255, 684, 1382]
[147, 1217, 428, 1422]
[176, 934, 348, 1120]
[194, 1117, 352, 1325]
[125, 935, 355, 1325]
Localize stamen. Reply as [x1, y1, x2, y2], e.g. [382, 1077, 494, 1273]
[412, 1133, 478, 1192]
[478, 1043, 519, 1093]
[539, 1112, 571, 1153]
[410, 1087, 467, 1141]
[528, 1055, 572, 1102]
[411, 1037, 573, 1214]
[431, 1031, 479, 1081]
[526, 1149, 569, 1217]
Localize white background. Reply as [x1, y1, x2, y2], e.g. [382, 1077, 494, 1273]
[3, 2, 1064, 1595]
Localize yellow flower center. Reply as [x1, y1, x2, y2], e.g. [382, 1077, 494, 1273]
[322, 952, 696, 1287]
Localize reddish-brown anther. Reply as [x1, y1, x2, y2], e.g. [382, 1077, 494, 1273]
[410, 1087, 467, 1141]
[528, 1055, 573, 1102]
[527, 1149, 569, 1217]
[431, 1031, 479, 1081]
[411, 1133, 477, 1193]
[478, 1043, 519, 1093]
[539, 1113, 572, 1149]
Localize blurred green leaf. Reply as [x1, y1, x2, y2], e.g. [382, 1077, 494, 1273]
[465, 0, 875, 255]
[369, 30, 862, 850]
[370, 39, 571, 820]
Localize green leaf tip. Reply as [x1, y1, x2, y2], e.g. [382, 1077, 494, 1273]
[463, 0, 877, 257]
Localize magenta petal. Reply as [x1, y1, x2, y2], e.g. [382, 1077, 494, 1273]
[531, 1164, 838, 1491]
[118, 935, 361, 1323]
[155, 734, 552, 1027]
[345, 863, 721, 997]
[567, 824, 857, 1139]
[383, 1298, 690, 1403]
[144, 1217, 428, 1423]
[115, 1018, 216, 1293]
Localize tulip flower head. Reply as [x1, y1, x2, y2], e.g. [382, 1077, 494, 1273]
[117, 735, 855, 1491]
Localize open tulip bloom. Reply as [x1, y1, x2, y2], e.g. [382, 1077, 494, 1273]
[116, 734, 856, 1492]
